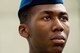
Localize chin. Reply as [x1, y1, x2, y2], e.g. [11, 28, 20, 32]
[54, 46, 64, 53]
[48, 46, 64, 53]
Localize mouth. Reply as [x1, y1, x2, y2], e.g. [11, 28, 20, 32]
[50, 35, 66, 47]
[52, 39, 65, 46]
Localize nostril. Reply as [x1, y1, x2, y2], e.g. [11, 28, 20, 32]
[53, 27, 64, 32]
[60, 28, 63, 32]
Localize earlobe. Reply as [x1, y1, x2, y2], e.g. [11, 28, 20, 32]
[19, 24, 29, 38]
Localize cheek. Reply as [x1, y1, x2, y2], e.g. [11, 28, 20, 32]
[30, 20, 52, 41]
[63, 22, 70, 37]
[34, 21, 51, 37]
[29, 21, 52, 49]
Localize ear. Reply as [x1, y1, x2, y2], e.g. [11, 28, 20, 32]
[19, 24, 29, 38]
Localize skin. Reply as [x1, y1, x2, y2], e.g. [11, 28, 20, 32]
[19, 4, 70, 53]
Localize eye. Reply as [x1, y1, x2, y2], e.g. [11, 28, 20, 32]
[42, 16, 51, 21]
[60, 16, 68, 22]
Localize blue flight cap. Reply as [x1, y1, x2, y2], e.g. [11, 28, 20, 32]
[18, 0, 63, 17]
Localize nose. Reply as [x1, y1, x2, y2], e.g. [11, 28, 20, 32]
[52, 19, 64, 32]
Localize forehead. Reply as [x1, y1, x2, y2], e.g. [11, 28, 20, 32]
[30, 4, 67, 14]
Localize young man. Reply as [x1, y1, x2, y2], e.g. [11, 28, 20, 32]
[18, 0, 70, 53]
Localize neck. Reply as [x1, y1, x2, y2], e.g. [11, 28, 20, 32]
[29, 43, 62, 53]
[29, 49, 62, 53]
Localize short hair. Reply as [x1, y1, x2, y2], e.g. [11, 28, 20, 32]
[18, 7, 32, 24]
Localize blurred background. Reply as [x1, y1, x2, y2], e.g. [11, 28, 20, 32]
[0, 0, 80, 53]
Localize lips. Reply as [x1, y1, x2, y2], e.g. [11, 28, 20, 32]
[52, 39, 65, 46]
[50, 34, 66, 46]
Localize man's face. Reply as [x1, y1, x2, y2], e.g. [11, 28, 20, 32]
[22, 4, 69, 53]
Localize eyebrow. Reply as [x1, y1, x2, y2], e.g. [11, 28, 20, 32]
[41, 11, 68, 16]
[43, 11, 54, 15]
[60, 12, 68, 16]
